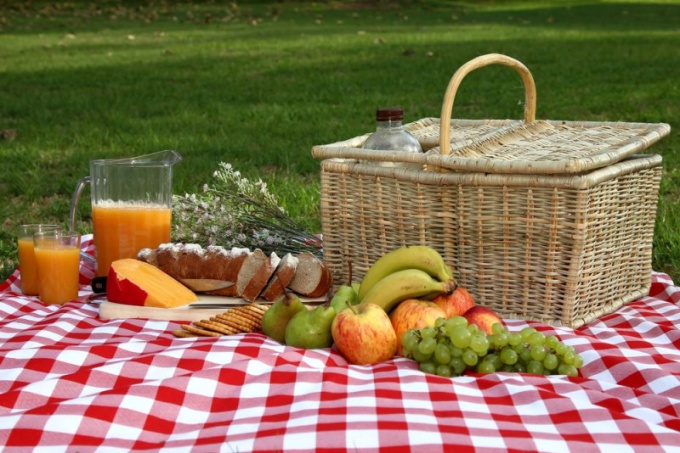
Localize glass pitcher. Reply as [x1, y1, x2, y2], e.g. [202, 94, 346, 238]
[69, 150, 182, 279]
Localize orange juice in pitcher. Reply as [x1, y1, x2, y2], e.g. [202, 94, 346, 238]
[92, 203, 172, 277]
[70, 150, 181, 281]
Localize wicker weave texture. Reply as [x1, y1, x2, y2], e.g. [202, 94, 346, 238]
[313, 118, 670, 174]
[319, 156, 662, 328]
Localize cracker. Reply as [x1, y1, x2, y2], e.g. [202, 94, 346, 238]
[172, 329, 199, 338]
[226, 303, 266, 320]
[194, 319, 240, 335]
[214, 312, 260, 331]
[170, 303, 268, 338]
[180, 324, 223, 337]
[217, 309, 261, 325]
[211, 316, 258, 333]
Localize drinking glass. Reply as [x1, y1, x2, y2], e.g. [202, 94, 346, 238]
[17, 224, 62, 296]
[33, 230, 81, 304]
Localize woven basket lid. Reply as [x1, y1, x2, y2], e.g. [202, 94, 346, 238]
[312, 54, 671, 175]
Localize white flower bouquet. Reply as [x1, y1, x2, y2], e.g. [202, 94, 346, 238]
[172, 163, 322, 257]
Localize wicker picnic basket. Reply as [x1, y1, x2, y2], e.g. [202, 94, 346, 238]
[312, 54, 671, 328]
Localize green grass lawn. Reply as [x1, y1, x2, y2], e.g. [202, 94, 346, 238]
[1, 0, 679, 283]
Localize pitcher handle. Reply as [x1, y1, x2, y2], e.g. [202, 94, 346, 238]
[69, 176, 91, 232]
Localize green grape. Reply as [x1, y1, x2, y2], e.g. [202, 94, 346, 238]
[434, 317, 446, 329]
[450, 346, 463, 357]
[520, 327, 537, 341]
[462, 348, 479, 367]
[477, 361, 496, 374]
[517, 345, 532, 363]
[558, 363, 578, 377]
[501, 364, 514, 372]
[514, 362, 527, 373]
[555, 342, 567, 356]
[527, 360, 544, 375]
[565, 345, 576, 356]
[483, 353, 502, 370]
[530, 345, 547, 362]
[467, 323, 480, 335]
[528, 331, 546, 347]
[492, 323, 505, 336]
[434, 343, 452, 365]
[445, 316, 468, 332]
[449, 357, 467, 375]
[418, 337, 437, 355]
[573, 354, 584, 369]
[412, 349, 432, 363]
[436, 364, 453, 377]
[450, 326, 472, 349]
[419, 361, 437, 375]
[545, 335, 559, 350]
[562, 350, 576, 365]
[494, 332, 509, 349]
[500, 347, 518, 365]
[421, 327, 437, 340]
[469, 334, 490, 355]
[543, 353, 559, 371]
[508, 333, 522, 347]
[402, 330, 419, 353]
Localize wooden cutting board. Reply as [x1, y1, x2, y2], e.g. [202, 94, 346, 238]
[98, 294, 324, 322]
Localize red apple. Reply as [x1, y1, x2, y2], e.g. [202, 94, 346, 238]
[463, 305, 503, 335]
[390, 299, 446, 356]
[331, 303, 397, 365]
[432, 286, 476, 318]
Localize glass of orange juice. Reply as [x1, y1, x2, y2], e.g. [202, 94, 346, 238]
[33, 230, 81, 305]
[17, 224, 62, 296]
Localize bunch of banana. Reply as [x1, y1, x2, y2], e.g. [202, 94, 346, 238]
[358, 246, 457, 313]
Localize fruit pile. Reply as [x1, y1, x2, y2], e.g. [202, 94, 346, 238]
[260, 245, 584, 378]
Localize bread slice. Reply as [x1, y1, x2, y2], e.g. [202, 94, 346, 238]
[288, 252, 333, 298]
[233, 250, 277, 302]
[260, 253, 299, 301]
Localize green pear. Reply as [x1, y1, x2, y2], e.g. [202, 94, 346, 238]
[330, 284, 359, 315]
[284, 302, 336, 349]
[261, 291, 307, 344]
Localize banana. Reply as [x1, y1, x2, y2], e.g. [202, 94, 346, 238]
[359, 268, 457, 313]
[358, 246, 454, 301]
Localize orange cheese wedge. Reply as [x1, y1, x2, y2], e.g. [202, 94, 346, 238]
[107, 258, 198, 308]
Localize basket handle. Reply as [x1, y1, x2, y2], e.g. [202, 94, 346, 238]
[439, 53, 537, 155]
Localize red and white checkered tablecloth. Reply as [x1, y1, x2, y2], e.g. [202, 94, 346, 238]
[1, 235, 680, 451]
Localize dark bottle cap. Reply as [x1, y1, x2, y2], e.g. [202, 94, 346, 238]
[376, 107, 404, 122]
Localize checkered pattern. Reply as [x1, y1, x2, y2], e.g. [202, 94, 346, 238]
[1, 235, 679, 450]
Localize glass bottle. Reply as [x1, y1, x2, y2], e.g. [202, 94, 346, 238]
[362, 107, 423, 168]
